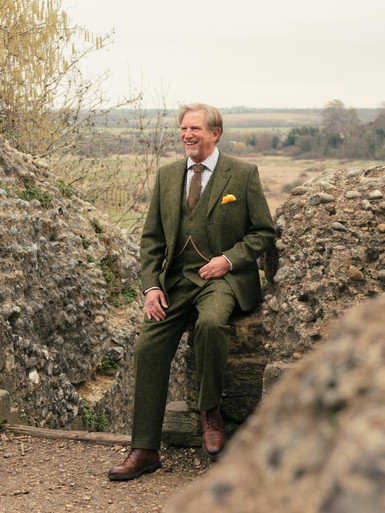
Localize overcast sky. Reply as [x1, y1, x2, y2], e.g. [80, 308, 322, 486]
[60, 0, 385, 109]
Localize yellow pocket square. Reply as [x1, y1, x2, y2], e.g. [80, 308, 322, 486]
[221, 194, 237, 204]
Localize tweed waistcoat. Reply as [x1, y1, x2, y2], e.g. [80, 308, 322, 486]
[167, 173, 215, 288]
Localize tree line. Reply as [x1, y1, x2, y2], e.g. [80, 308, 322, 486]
[218, 100, 385, 160]
[283, 100, 385, 160]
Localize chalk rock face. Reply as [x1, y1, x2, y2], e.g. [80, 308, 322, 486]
[166, 294, 385, 513]
[262, 165, 385, 361]
[0, 136, 141, 428]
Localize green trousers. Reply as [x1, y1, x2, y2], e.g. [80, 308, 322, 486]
[131, 277, 236, 450]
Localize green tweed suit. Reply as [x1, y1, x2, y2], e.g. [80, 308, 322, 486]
[131, 152, 276, 450]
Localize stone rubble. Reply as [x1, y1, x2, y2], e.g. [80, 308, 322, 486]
[0, 136, 142, 429]
[261, 164, 385, 362]
[166, 294, 385, 513]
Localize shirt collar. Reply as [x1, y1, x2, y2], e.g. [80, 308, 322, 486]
[187, 146, 219, 172]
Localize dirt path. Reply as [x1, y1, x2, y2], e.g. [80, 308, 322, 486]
[0, 431, 209, 513]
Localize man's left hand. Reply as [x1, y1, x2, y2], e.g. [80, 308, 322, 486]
[199, 256, 231, 280]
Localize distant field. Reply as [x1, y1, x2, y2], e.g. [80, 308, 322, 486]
[99, 111, 322, 134]
[222, 111, 322, 128]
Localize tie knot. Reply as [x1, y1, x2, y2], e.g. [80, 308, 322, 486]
[192, 164, 205, 174]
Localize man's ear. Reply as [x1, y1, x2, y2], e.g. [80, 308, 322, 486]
[212, 127, 221, 142]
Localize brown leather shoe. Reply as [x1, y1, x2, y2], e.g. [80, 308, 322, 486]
[108, 449, 161, 481]
[201, 407, 226, 459]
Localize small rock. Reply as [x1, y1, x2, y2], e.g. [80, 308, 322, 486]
[345, 191, 362, 199]
[275, 239, 285, 251]
[332, 222, 347, 232]
[268, 297, 280, 313]
[309, 193, 335, 205]
[292, 352, 302, 360]
[319, 180, 335, 191]
[377, 224, 385, 233]
[347, 265, 365, 281]
[274, 267, 291, 283]
[29, 369, 40, 384]
[379, 270, 385, 282]
[361, 200, 371, 211]
[368, 190, 383, 200]
[291, 186, 307, 196]
[275, 216, 286, 234]
[346, 167, 363, 178]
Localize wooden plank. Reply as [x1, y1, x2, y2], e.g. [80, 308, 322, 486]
[4, 424, 132, 445]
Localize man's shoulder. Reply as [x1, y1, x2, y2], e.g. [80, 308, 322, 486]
[218, 152, 257, 172]
[158, 156, 187, 174]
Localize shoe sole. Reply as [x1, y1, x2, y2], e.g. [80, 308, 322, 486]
[108, 462, 162, 481]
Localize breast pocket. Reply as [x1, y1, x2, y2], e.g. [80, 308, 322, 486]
[220, 199, 241, 208]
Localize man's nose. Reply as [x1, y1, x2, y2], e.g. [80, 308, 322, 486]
[184, 128, 193, 138]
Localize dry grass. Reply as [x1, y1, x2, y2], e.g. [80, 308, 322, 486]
[55, 153, 378, 232]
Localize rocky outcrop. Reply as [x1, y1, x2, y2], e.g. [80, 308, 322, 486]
[0, 136, 143, 429]
[261, 165, 385, 361]
[166, 294, 385, 513]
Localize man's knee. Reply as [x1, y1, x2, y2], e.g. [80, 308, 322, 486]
[194, 311, 229, 335]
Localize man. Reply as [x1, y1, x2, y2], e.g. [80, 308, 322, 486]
[108, 103, 276, 481]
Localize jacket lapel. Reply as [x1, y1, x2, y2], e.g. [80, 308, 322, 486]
[207, 152, 232, 217]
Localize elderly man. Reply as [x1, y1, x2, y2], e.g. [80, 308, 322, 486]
[108, 103, 276, 480]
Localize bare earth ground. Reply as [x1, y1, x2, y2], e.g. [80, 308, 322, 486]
[0, 432, 209, 513]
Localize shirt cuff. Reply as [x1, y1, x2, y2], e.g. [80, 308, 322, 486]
[222, 254, 233, 271]
[144, 286, 161, 294]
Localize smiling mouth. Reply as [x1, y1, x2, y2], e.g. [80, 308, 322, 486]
[183, 139, 198, 146]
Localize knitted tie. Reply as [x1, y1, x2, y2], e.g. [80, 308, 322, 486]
[187, 164, 205, 212]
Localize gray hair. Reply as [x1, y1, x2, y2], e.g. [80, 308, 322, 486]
[178, 103, 223, 142]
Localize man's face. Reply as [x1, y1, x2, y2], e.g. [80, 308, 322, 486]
[180, 110, 221, 163]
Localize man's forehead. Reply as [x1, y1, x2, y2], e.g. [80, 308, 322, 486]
[181, 110, 206, 125]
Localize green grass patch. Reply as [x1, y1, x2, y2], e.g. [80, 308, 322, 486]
[17, 179, 53, 208]
[56, 179, 77, 199]
[122, 286, 138, 304]
[100, 354, 118, 376]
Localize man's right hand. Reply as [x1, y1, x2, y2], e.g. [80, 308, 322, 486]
[145, 289, 168, 321]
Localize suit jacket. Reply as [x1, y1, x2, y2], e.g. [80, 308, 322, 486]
[140, 152, 276, 311]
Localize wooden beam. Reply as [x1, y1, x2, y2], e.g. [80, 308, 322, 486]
[4, 424, 132, 445]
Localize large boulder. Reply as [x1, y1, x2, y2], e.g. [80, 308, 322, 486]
[166, 294, 385, 513]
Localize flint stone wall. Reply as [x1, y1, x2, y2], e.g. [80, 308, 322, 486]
[166, 294, 385, 513]
[0, 137, 144, 429]
[261, 165, 385, 361]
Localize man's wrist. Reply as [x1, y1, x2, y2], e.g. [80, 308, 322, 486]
[144, 286, 161, 294]
[222, 254, 232, 271]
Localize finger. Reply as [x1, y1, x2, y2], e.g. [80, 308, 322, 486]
[159, 293, 168, 309]
[148, 302, 166, 321]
